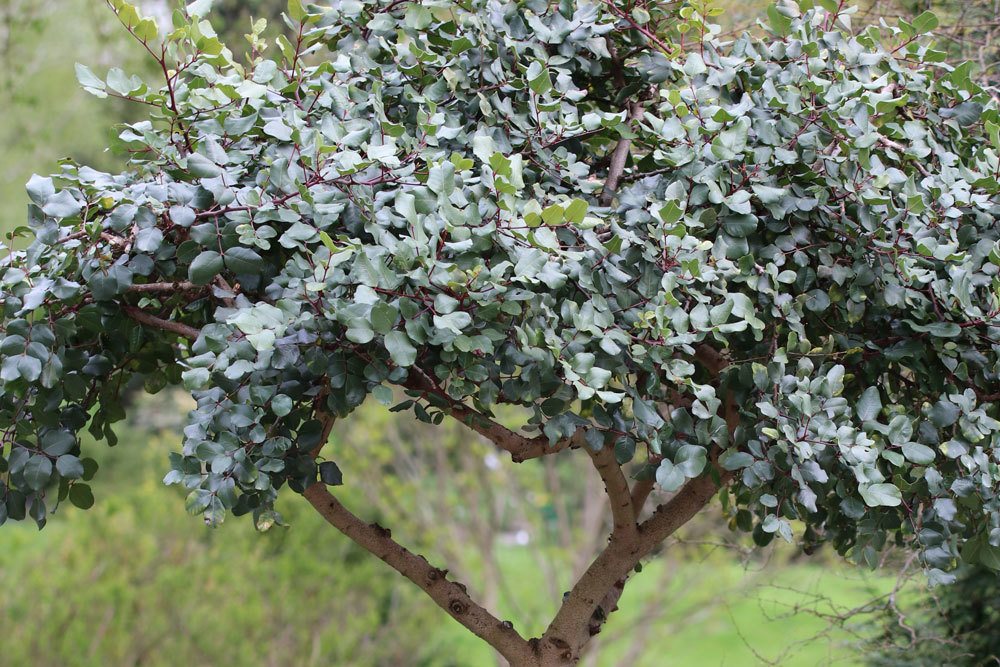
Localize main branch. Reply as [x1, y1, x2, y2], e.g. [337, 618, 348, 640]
[302, 483, 536, 664]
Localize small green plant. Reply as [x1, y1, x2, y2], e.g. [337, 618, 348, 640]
[1, 1, 999, 663]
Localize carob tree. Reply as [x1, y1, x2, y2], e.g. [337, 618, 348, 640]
[1, 0, 999, 664]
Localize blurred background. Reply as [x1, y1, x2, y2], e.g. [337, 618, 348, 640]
[1, 1, 998, 665]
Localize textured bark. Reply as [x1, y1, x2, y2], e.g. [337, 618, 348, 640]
[302, 483, 538, 666]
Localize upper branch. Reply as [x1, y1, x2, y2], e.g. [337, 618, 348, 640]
[586, 444, 636, 536]
[599, 100, 643, 207]
[123, 305, 200, 341]
[539, 471, 728, 662]
[402, 369, 581, 463]
[636, 468, 732, 552]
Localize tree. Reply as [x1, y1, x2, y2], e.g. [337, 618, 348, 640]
[1, 0, 999, 664]
[867, 565, 1000, 666]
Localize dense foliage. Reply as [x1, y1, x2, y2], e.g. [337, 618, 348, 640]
[1, 0, 999, 595]
[868, 565, 1000, 666]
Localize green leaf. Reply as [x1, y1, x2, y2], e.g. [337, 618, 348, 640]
[766, 4, 792, 37]
[929, 400, 960, 428]
[856, 387, 882, 421]
[271, 394, 293, 417]
[24, 455, 53, 490]
[527, 61, 552, 95]
[41, 191, 83, 219]
[655, 460, 685, 492]
[859, 483, 902, 508]
[287, 0, 306, 21]
[541, 203, 563, 226]
[372, 385, 394, 406]
[187, 0, 214, 18]
[41, 431, 75, 456]
[56, 455, 85, 480]
[186, 153, 224, 178]
[189, 251, 224, 285]
[719, 450, 754, 470]
[658, 201, 683, 225]
[427, 161, 456, 196]
[318, 461, 343, 486]
[75, 64, 107, 95]
[385, 331, 417, 367]
[902, 442, 936, 466]
[887, 415, 913, 445]
[564, 198, 588, 225]
[370, 301, 398, 334]
[940, 102, 983, 127]
[135, 18, 159, 42]
[911, 10, 938, 34]
[674, 445, 707, 477]
[224, 247, 264, 274]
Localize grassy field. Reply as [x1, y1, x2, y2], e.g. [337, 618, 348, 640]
[426, 548, 890, 666]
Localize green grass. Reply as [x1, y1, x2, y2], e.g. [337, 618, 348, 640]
[427, 546, 891, 666]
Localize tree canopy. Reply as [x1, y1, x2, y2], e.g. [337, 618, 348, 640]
[1, 0, 999, 663]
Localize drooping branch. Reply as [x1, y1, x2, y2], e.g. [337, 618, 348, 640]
[402, 369, 582, 463]
[302, 483, 537, 665]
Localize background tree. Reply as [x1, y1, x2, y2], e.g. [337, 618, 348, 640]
[867, 564, 1000, 666]
[2, 1, 1000, 665]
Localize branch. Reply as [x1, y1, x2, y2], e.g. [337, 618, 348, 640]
[127, 281, 201, 294]
[538, 472, 728, 662]
[402, 370, 581, 462]
[629, 477, 655, 516]
[637, 469, 733, 553]
[586, 444, 636, 536]
[450, 400, 580, 463]
[598, 101, 643, 207]
[302, 410, 537, 663]
[694, 342, 729, 375]
[302, 481, 537, 665]
[122, 305, 200, 341]
[535, 345, 740, 662]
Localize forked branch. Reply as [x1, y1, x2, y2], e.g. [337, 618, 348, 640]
[536, 471, 728, 664]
